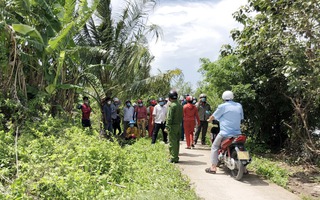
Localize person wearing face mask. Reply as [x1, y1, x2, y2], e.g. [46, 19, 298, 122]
[166, 90, 183, 163]
[126, 120, 139, 139]
[148, 99, 157, 138]
[151, 98, 168, 144]
[123, 100, 134, 137]
[78, 96, 92, 128]
[180, 94, 189, 141]
[111, 97, 121, 135]
[194, 93, 211, 145]
[183, 96, 200, 149]
[134, 99, 147, 137]
[103, 97, 113, 133]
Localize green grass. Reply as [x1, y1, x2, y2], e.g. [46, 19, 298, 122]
[0, 117, 199, 199]
[247, 155, 291, 187]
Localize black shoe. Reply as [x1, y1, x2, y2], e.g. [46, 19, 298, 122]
[191, 144, 195, 148]
[169, 159, 179, 163]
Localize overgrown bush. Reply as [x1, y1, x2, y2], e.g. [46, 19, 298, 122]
[245, 137, 271, 155]
[0, 118, 199, 199]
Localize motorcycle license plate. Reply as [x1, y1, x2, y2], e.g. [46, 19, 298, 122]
[237, 151, 250, 160]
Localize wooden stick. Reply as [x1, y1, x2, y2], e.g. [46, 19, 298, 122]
[15, 126, 19, 178]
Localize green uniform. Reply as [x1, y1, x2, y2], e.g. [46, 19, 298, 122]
[166, 100, 183, 163]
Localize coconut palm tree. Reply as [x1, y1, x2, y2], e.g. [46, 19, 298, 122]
[75, 0, 180, 103]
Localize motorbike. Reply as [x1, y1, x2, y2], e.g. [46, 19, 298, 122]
[217, 134, 251, 180]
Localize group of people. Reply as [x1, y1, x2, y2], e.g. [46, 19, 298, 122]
[78, 95, 171, 141]
[180, 93, 212, 147]
[122, 98, 169, 141]
[101, 97, 169, 139]
[78, 90, 244, 168]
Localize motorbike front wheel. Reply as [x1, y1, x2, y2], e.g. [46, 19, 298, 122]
[230, 150, 244, 180]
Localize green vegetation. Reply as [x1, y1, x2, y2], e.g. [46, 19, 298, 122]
[1, 0, 319, 197]
[0, 118, 198, 199]
[0, 0, 180, 122]
[198, 0, 320, 164]
[247, 156, 290, 187]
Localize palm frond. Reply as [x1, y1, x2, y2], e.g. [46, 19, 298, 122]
[62, 0, 76, 24]
[130, 69, 182, 97]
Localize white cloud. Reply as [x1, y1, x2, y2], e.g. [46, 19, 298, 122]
[111, 0, 247, 87]
[148, 0, 247, 87]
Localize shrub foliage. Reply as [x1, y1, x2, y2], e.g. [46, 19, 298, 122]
[0, 118, 198, 199]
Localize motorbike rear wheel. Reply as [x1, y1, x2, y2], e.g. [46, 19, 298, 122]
[230, 150, 244, 180]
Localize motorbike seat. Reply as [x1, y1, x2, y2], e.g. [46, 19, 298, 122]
[221, 137, 234, 150]
[220, 135, 247, 150]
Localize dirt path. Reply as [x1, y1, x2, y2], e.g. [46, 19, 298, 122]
[177, 141, 301, 200]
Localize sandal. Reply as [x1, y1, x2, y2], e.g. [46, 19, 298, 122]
[205, 168, 216, 174]
[185, 147, 191, 149]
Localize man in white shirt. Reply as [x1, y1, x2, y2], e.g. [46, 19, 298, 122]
[151, 98, 168, 144]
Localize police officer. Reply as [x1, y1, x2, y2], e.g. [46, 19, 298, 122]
[166, 90, 183, 163]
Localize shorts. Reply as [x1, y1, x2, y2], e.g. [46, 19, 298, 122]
[82, 119, 91, 127]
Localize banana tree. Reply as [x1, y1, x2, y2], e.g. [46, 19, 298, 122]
[2, 0, 99, 116]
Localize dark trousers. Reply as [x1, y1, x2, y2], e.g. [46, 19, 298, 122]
[113, 120, 121, 135]
[82, 119, 91, 128]
[104, 121, 113, 133]
[180, 120, 184, 140]
[152, 123, 168, 144]
[194, 120, 208, 145]
[123, 120, 129, 137]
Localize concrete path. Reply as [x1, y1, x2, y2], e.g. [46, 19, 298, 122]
[177, 141, 301, 200]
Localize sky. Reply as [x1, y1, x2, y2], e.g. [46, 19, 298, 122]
[111, 0, 247, 87]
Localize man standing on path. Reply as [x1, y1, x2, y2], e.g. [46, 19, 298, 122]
[205, 90, 244, 174]
[151, 97, 168, 144]
[194, 93, 211, 145]
[183, 96, 200, 149]
[166, 90, 183, 163]
[180, 94, 188, 141]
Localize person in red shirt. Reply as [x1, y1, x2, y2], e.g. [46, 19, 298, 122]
[148, 99, 157, 137]
[135, 99, 147, 137]
[183, 96, 200, 149]
[78, 96, 92, 128]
